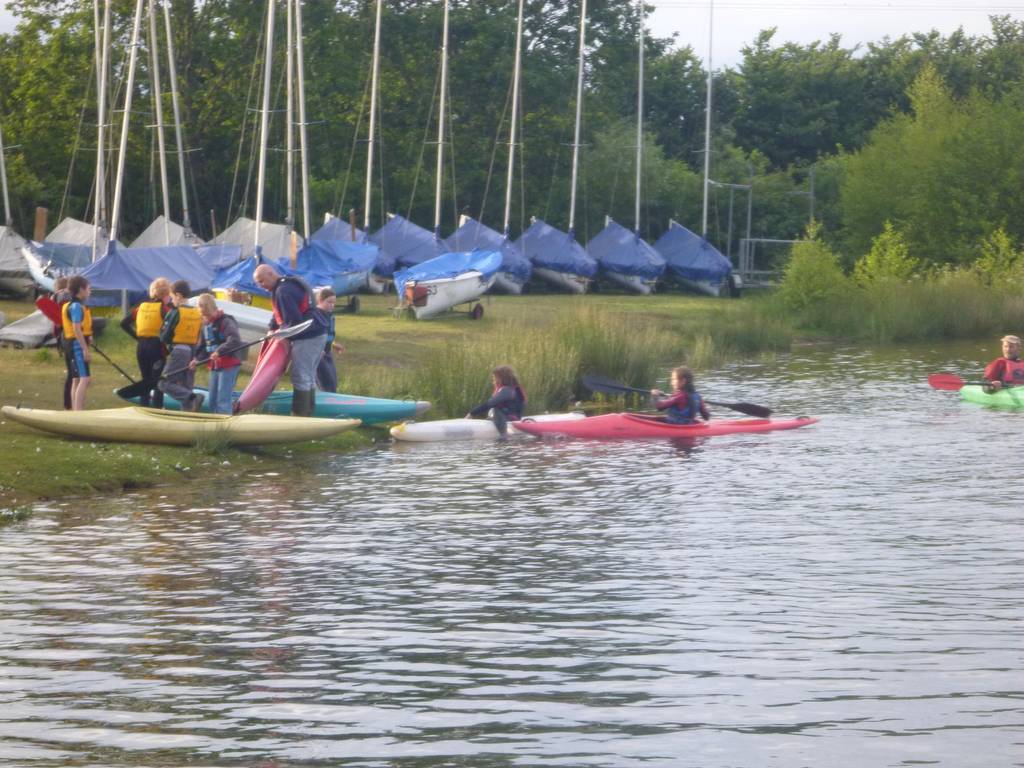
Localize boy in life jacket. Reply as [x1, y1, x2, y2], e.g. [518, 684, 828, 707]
[651, 366, 710, 424]
[983, 335, 1024, 390]
[466, 365, 526, 437]
[61, 276, 93, 411]
[188, 293, 242, 414]
[120, 276, 172, 407]
[314, 287, 345, 393]
[157, 280, 204, 411]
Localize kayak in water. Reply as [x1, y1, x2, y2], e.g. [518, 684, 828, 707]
[512, 413, 819, 440]
[959, 384, 1024, 408]
[391, 412, 586, 442]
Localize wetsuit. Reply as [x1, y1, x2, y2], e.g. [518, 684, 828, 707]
[121, 299, 170, 407]
[469, 384, 526, 436]
[61, 299, 92, 380]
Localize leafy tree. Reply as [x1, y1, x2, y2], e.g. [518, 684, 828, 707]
[853, 221, 918, 284]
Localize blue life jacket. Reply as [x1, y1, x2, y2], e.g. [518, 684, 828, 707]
[666, 391, 702, 425]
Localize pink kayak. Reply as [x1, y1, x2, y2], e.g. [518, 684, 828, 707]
[514, 413, 819, 439]
[235, 337, 291, 413]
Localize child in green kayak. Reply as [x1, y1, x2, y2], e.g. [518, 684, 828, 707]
[466, 365, 526, 437]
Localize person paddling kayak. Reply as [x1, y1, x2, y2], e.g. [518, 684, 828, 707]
[984, 335, 1024, 390]
[465, 365, 526, 437]
[651, 366, 710, 424]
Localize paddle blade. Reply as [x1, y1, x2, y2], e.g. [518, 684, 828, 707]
[928, 373, 966, 391]
[581, 373, 649, 396]
[706, 400, 772, 418]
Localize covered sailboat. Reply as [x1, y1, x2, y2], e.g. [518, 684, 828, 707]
[394, 249, 501, 320]
[654, 220, 734, 297]
[517, 217, 596, 294]
[445, 216, 531, 294]
[370, 213, 447, 270]
[0, 226, 33, 296]
[588, 218, 665, 294]
[313, 213, 389, 295]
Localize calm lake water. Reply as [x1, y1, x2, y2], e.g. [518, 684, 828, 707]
[1, 341, 1022, 767]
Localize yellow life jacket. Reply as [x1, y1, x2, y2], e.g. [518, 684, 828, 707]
[135, 300, 165, 338]
[171, 305, 202, 345]
[61, 300, 93, 339]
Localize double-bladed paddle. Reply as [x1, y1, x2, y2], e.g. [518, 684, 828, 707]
[115, 319, 314, 400]
[581, 373, 773, 418]
[927, 372, 1004, 392]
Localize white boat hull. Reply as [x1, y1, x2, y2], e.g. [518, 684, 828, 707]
[390, 412, 586, 442]
[532, 267, 588, 294]
[492, 271, 526, 295]
[604, 271, 656, 295]
[363, 274, 389, 294]
[405, 271, 496, 320]
[192, 298, 273, 344]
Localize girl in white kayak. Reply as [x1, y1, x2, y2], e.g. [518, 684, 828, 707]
[466, 365, 526, 437]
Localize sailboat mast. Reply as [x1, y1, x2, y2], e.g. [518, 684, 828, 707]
[147, 0, 172, 245]
[162, 0, 192, 234]
[635, 0, 644, 233]
[701, 0, 714, 238]
[254, 0, 276, 252]
[295, 0, 312, 241]
[0, 123, 11, 227]
[433, 0, 450, 236]
[363, 0, 383, 231]
[285, 0, 295, 231]
[568, 0, 587, 235]
[109, 0, 146, 247]
[92, 0, 112, 260]
[502, 0, 525, 237]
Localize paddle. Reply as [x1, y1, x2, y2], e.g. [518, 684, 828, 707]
[581, 373, 773, 418]
[151, 319, 315, 383]
[91, 343, 138, 383]
[927, 373, 1003, 392]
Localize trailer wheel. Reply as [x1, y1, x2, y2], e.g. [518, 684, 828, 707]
[346, 295, 361, 313]
[471, 303, 484, 320]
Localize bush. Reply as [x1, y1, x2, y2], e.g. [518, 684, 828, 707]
[853, 221, 919, 285]
[775, 222, 854, 326]
[974, 227, 1024, 285]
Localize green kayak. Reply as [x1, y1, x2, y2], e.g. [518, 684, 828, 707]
[960, 384, 1024, 408]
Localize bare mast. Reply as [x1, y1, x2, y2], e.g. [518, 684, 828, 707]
[433, 0, 450, 237]
[0, 123, 11, 227]
[634, 0, 644, 233]
[254, 0, 276, 254]
[502, 0, 525, 238]
[568, 0, 587, 236]
[147, 0, 172, 244]
[109, 0, 147, 248]
[161, 0, 192, 235]
[701, 0, 714, 238]
[295, 0, 312, 240]
[92, 0, 112, 260]
[363, 0, 383, 232]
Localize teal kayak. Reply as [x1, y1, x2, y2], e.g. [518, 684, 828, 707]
[122, 388, 431, 424]
[959, 384, 1024, 409]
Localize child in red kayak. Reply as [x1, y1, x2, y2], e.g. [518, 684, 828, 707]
[466, 365, 526, 437]
[651, 366, 710, 424]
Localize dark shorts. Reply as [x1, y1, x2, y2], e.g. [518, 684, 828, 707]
[66, 341, 91, 379]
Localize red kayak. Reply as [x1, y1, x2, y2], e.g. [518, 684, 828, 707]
[234, 337, 291, 413]
[514, 413, 819, 440]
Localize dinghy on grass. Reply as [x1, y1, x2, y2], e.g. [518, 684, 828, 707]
[393, 249, 501, 320]
[654, 220, 736, 297]
[446, 216, 531, 294]
[587, 218, 665, 295]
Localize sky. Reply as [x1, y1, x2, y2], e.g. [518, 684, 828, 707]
[0, 0, 1016, 67]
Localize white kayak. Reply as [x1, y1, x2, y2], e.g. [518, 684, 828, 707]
[390, 412, 586, 442]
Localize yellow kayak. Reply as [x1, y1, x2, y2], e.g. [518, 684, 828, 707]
[2, 405, 360, 446]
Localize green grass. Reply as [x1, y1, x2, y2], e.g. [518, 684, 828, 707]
[0, 290, 788, 507]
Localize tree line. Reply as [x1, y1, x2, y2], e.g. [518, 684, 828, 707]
[2, 0, 1024, 268]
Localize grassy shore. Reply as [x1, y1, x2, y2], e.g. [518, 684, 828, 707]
[0, 291, 787, 510]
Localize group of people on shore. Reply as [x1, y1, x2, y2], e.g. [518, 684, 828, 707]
[43, 265, 344, 416]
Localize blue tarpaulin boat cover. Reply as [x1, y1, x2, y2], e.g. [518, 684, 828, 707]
[445, 217, 532, 283]
[213, 239, 377, 297]
[516, 218, 597, 278]
[312, 214, 367, 243]
[212, 255, 288, 297]
[195, 243, 244, 270]
[393, 249, 502, 299]
[78, 243, 217, 306]
[654, 221, 732, 285]
[369, 214, 448, 270]
[587, 219, 666, 280]
[30, 241, 94, 273]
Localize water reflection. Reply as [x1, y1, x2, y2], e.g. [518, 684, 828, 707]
[0, 341, 1022, 766]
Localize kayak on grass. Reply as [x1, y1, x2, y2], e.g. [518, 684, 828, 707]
[959, 384, 1024, 409]
[121, 388, 431, 425]
[390, 412, 586, 442]
[2, 405, 360, 446]
[511, 412, 819, 440]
